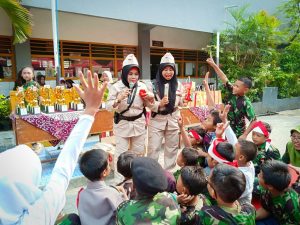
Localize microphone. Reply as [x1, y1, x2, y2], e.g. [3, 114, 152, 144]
[164, 83, 169, 98]
[127, 82, 135, 104]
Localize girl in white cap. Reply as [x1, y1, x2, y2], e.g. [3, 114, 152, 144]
[147, 52, 185, 170]
[106, 54, 153, 170]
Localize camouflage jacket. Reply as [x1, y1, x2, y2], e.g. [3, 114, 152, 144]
[223, 82, 256, 138]
[259, 187, 300, 225]
[180, 194, 211, 225]
[116, 192, 181, 225]
[253, 142, 281, 175]
[195, 203, 256, 225]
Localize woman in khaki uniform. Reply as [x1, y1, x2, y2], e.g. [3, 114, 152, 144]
[147, 52, 185, 170]
[106, 54, 153, 161]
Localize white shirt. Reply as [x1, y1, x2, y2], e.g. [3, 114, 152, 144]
[22, 115, 94, 225]
[238, 161, 255, 203]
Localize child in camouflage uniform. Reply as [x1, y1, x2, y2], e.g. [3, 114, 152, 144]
[251, 121, 281, 175]
[256, 160, 300, 224]
[195, 164, 256, 225]
[176, 166, 210, 225]
[206, 58, 256, 139]
[116, 157, 181, 225]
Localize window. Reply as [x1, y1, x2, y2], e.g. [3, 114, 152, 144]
[32, 57, 55, 77]
[184, 62, 196, 77]
[0, 36, 15, 80]
[63, 58, 90, 78]
[198, 63, 209, 77]
[91, 59, 114, 76]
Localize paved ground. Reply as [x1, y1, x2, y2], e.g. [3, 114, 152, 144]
[1, 109, 300, 215]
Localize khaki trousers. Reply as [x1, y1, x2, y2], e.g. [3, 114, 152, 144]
[147, 125, 179, 170]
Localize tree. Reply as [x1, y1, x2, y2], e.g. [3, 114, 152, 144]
[0, 0, 32, 44]
[277, 0, 300, 46]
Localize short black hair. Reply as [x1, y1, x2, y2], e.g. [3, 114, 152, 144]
[181, 166, 207, 195]
[181, 147, 200, 166]
[216, 142, 235, 162]
[210, 164, 246, 203]
[210, 110, 222, 126]
[79, 149, 108, 182]
[117, 151, 138, 178]
[238, 77, 252, 89]
[188, 126, 206, 138]
[238, 139, 257, 162]
[261, 160, 291, 192]
[262, 122, 272, 133]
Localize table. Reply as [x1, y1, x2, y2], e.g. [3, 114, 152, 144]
[13, 110, 114, 145]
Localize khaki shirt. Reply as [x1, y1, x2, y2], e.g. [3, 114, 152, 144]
[147, 81, 185, 130]
[106, 80, 152, 137]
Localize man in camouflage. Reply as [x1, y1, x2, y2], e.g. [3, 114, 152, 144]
[116, 157, 181, 225]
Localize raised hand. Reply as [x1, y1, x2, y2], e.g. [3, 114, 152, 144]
[202, 71, 210, 86]
[219, 104, 231, 123]
[215, 122, 229, 138]
[206, 58, 216, 66]
[74, 70, 107, 116]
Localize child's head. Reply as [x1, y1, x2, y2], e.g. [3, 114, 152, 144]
[258, 160, 291, 193]
[36, 74, 45, 86]
[65, 79, 74, 89]
[131, 157, 168, 197]
[117, 151, 138, 179]
[290, 125, 300, 150]
[176, 166, 207, 196]
[202, 110, 222, 132]
[207, 164, 246, 203]
[79, 149, 110, 182]
[187, 127, 205, 146]
[232, 77, 252, 96]
[21, 66, 34, 82]
[252, 121, 272, 146]
[176, 147, 200, 167]
[207, 139, 235, 168]
[235, 139, 257, 163]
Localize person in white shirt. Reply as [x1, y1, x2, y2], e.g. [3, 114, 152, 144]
[0, 71, 107, 225]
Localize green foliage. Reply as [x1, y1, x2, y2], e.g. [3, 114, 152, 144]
[279, 42, 300, 73]
[0, 95, 10, 118]
[0, 0, 33, 44]
[210, 5, 300, 102]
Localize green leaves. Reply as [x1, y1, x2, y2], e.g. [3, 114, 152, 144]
[0, 0, 33, 44]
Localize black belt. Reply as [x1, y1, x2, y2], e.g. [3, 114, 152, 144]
[151, 108, 178, 117]
[119, 111, 144, 121]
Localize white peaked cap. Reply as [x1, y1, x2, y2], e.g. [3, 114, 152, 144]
[122, 54, 139, 67]
[160, 52, 175, 64]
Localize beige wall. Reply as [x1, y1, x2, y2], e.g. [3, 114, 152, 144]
[0, 9, 13, 36]
[151, 26, 212, 50]
[30, 8, 138, 45]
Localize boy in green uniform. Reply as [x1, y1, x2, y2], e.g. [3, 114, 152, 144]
[251, 121, 281, 175]
[206, 58, 256, 139]
[116, 157, 181, 225]
[195, 163, 256, 225]
[256, 160, 300, 224]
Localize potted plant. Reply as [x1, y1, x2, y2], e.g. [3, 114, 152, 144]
[0, 95, 11, 131]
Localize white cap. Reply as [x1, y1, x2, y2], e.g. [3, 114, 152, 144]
[102, 71, 113, 83]
[160, 52, 175, 64]
[122, 54, 139, 67]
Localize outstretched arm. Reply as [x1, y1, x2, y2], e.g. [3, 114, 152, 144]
[27, 71, 107, 225]
[203, 71, 215, 109]
[206, 58, 228, 85]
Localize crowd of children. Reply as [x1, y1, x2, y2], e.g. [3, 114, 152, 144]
[0, 52, 299, 225]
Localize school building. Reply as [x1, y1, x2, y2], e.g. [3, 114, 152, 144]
[0, 0, 283, 95]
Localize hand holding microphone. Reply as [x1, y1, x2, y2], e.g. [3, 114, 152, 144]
[127, 82, 135, 104]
